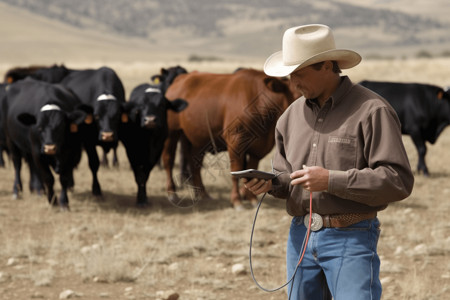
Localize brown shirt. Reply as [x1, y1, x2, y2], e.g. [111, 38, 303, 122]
[270, 76, 414, 216]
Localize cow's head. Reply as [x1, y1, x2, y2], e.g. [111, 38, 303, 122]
[17, 104, 86, 155]
[151, 66, 188, 93]
[90, 93, 124, 143]
[263, 76, 300, 108]
[125, 86, 188, 130]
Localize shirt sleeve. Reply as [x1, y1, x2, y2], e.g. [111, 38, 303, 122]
[328, 106, 414, 206]
[269, 126, 292, 199]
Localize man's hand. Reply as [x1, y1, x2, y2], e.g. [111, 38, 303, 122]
[242, 178, 272, 195]
[290, 165, 329, 192]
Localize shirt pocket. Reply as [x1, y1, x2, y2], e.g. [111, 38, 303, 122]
[325, 135, 357, 170]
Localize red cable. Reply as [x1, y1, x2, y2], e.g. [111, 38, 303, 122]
[297, 191, 313, 266]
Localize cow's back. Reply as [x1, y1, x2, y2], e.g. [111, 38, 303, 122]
[61, 67, 125, 104]
[165, 69, 291, 153]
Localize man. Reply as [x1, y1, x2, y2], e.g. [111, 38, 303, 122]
[244, 24, 414, 300]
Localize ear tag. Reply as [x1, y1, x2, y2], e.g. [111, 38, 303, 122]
[437, 91, 443, 100]
[121, 113, 128, 123]
[153, 77, 160, 84]
[85, 114, 93, 124]
[70, 123, 78, 133]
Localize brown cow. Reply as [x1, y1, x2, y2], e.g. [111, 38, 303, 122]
[163, 68, 299, 209]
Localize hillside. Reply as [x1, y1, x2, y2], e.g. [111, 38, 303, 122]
[0, 2, 190, 66]
[1, 0, 450, 64]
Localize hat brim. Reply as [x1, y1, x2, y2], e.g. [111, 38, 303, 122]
[264, 49, 362, 77]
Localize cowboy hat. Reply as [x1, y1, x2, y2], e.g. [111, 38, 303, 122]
[264, 24, 361, 77]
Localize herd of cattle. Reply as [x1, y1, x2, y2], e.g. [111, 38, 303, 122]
[0, 64, 449, 211]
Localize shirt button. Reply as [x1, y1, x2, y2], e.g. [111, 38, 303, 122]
[313, 143, 317, 147]
[318, 118, 324, 122]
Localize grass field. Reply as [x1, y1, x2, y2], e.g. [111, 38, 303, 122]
[0, 58, 449, 300]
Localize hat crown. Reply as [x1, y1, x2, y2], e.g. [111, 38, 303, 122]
[283, 24, 336, 65]
[263, 23, 361, 77]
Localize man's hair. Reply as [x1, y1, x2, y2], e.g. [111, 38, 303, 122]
[311, 61, 342, 74]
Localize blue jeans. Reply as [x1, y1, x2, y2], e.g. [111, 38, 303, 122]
[286, 216, 382, 300]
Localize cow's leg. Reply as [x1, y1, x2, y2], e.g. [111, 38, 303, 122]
[112, 146, 119, 167]
[190, 147, 212, 202]
[228, 151, 246, 210]
[101, 144, 119, 168]
[58, 170, 72, 211]
[10, 149, 23, 200]
[84, 143, 102, 196]
[242, 154, 260, 206]
[0, 147, 5, 168]
[100, 149, 109, 167]
[179, 134, 192, 184]
[28, 160, 45, 196]
[39, 164, 56, 206]
[133, 164, 150, 207]
[410, 133, 429, 176]
[163, 131, 181, 203]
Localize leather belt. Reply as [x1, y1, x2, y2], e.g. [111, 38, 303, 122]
[304, 212, 377, 231]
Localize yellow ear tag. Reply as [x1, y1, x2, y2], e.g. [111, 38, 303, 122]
[70, 123, 78, 133]
[437, 91, 443, 100]
[84, 114, 93, 124]
[121, 113, 128, 123]
[153, 77, 160, 84]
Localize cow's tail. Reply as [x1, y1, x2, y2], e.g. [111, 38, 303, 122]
[205, 111, 218, 155]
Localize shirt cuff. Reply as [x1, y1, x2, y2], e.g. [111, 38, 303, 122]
[328, 170, 348, 197]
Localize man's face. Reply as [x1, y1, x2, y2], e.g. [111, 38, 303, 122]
[290, 64, 326, 100]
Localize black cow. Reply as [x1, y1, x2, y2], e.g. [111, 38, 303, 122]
[151, 65, 188, 90]
[60, 66, 126, 196]
[3, 64, 70, 84]
[4, 78, 86, 209]
[0, 84, 9, 167]
[4, 64, 119, 168]
[120, 84, 187, 206]
[359, 80, 450, 176]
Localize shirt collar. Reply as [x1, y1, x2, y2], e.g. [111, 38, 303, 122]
[305, 76, 353, 109]
[330, 76, 353, 108]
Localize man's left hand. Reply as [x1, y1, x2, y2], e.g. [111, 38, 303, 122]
[290, 165, 329, 192]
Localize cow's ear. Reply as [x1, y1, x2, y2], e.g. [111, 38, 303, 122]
[68, 110, 88, 125]
[17, 113, 36, 126]
[264, 77, 289, 94]
[437, 90, 444, 100]
[151, 75, 162, 84]
[122, 101, 136, 113]
[121, 113, 128, 123]
[160, 68, 168, 76]
[167, 98, 188, 112]
[444, 91, 450, 100]
[122, 102, 139, 123]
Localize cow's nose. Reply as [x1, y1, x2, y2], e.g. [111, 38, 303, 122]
[144, 115, 157, 128]
[44, 144, 57, 155]
[101, 132, 114, 142]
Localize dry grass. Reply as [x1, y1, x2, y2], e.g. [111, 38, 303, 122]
[1, 58, 450, 299]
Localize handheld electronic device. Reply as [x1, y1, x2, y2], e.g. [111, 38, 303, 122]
[230, 169, 276, 180]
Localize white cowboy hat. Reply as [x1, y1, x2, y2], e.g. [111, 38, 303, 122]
[264, 24, 361, 77]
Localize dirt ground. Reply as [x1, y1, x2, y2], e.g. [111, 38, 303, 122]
[0, 60, 449, 300]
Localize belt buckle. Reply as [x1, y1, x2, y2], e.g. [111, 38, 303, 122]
[304, 213, 323, 231]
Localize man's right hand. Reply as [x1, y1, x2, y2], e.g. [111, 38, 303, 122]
[242, 178, 272, 195]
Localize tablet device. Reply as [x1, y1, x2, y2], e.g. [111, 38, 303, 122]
[230, 169, 276, 180]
